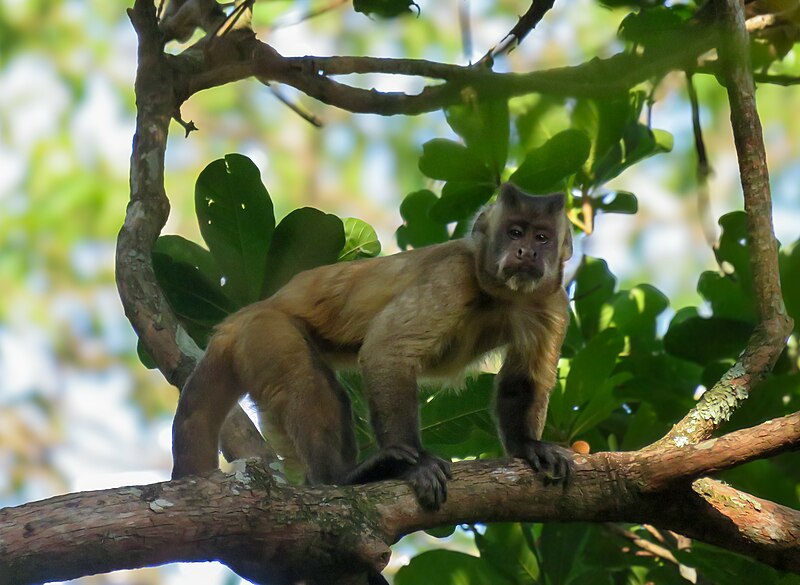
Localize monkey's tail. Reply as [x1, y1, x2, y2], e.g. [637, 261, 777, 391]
[171, 341, 243, 479]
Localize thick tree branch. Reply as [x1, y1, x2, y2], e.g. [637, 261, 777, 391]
[652, 0, 794, 449]
[118, 0, 275, 466]
[629, 412, 800, 491]
[3, 425, 799, 585]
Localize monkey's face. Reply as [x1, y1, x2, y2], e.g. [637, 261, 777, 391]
[494, 214, 561, 293]
[483, 187, 569, 294]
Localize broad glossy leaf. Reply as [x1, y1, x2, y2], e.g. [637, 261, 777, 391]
[395, 549, 514, 585]
[154, 234, 226, 297]
[561, 328, 626, 435]
[475, 523, 539, 584]
[137, 339, 157, 370]
[595, 190, 638, 215]
[429, 181, 495, 223]
[509, 129, 591, 193]
[572, 96, 634, 178]
[262, 208, 344, 297]
[664, 309, 753, 365]
[605, 284, 669, 347]
[445, 97, 509, 175]
[396, 189, 449, 249]
[593, 123, 673, 185]
[514, 95, 571, 154]
[420, 375, 502, 459]
[152, 251, 237, 347]
[714, 212, 753, 289]
[573, 257, 617, 340]
[540, 523, 592, 585]
[619, 6, 692, 46]
[418, 139, 494, 183]
[353, 0, 417, 17]
[697, 270, 757, 322]
[779, 241, 800, 329]
[195, 154, 274, 306]
[674, 543, 785, 585]
[340, 217, 381, 261]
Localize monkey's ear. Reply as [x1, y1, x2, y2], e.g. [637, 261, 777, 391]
[497, 183, 523, 209]
[472, 209, 490, 235]
[543, 192, 567, 213]
[561, 222, 574, 262]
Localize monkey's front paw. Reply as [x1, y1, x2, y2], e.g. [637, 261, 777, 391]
[517, 440, 573, 486]
[401, 451, 452, 510]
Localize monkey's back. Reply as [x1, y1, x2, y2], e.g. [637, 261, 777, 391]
[214, 239, 479, 354]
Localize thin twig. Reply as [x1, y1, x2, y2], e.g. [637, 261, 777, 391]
[686, 71, 717, 250]
[477, 0, 557, 66]
[267, 84, 324, 127]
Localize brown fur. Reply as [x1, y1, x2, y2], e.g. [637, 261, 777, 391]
[171, 183, 573, 509]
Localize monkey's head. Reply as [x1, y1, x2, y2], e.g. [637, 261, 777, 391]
[473, 183, 573, 295]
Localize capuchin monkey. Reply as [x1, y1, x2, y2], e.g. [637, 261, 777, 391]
[171, 183, 574, 511]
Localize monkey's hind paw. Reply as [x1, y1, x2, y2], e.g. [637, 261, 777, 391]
[402, 451, 452, 510]
[519, 440, 574, 487]
[344, 445, 420, 485]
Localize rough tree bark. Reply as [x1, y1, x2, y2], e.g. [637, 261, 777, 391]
[0, 0, 796, 584]
[1, 412, 799, 584]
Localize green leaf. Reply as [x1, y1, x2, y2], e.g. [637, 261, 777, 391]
[561, 329, 626, 436]
[425, 525, 457, 539]
[715, 211, 753, 287]
[395, 550, 514, 585]
[195, 154, 275, 306]
[353, 0, 417, 17]
[396, 189, 449, 249]
[262, 208, 344, 298]
[605, 284, 669, 348]
[154, 235, 224, 287]
[340, 217, 381, 261]
[137, 339, 157, 370]
[674, 543, 785, 585]
[780, 240, 800, 329]
[514, 95, 571, 154]
[618, 6, 691, 46]
[418, 139, 494, 183]
[509, 129, 591, 193]
[540, 523, 592, 585]
[664, 309, 753, 365]
[429, 181, 495, 223]
[595, 190, 638, 215]
[697, 270, 757, 322]
[475, 523, 540, 584]
[445, 97, 509, 176]
[572, 96, 634, 179]
[152, 251, 237, 347]
[420, 375, 503, 460]
[592, 123, 673, 186]
[573, 257, 617, 340]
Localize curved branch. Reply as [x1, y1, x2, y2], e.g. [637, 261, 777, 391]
[119, 0, 275, 465]
[631, 412, 800, 492]
[652, 0, 794, 449]
[3, 441, 799, 585]
[182, 29, 716, 113]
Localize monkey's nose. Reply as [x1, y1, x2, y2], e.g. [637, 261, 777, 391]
[516, 248, 525, 258]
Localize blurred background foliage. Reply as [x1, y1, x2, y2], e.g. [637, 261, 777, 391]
[1, 0, 799, 584]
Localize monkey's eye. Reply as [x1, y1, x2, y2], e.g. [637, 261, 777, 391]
[508, 227, 524, 240]
[535, 233, 549, 244]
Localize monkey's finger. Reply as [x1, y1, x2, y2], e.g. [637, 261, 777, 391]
[435, 457, 453, 479]
[385, 445, 420, 465]
[525, 451, 543, 473]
